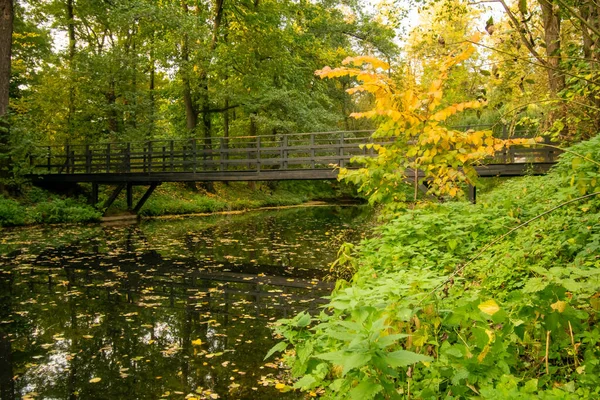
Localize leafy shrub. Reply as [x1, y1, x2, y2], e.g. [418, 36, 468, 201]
[0, 196, 26, 226]
[270, 137, 600, 398]
[31, 198, 101, 224]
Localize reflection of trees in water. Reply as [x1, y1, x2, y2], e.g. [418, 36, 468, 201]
[0, 241, 329, 399]
[0, 206, 371, 399]
[0, 272, 15, 400]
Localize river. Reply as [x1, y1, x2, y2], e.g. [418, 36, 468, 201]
[0, 205, 373, 400]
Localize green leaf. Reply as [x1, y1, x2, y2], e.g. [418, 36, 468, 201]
[522, 278, 548, 293]
[316, 351, 372, 376]
[264, 341, 288, 360]
[376, 333, 409, 348]
[384, 350, 433, 367]
[297, 342, 313, 364]
[295, 312, 311, 328]
[349, 380, 383, 400]
[293, 374, 316, 390]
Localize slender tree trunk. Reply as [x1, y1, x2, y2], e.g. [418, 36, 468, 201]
[130, 27, 138, 130]
[579, 3, 600, 119]
[107, 79, 118, 135]
[148, 37, 156, 139]
[67, 0, 76, 137]
[539, 0, 565, 93]
[199, 0, 225, 144]
[0, 0, 13, 190]
[181, 2, 198, 135]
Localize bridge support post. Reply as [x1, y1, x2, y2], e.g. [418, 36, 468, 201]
[102, 183, 126, 215]
[468, 185, 476, 204]
[133, 183, 159, 214]
[126, 182, 133, 210]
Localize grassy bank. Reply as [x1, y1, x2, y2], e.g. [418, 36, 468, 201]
[271, 137, 600, 398]
[0, 180, 359, 227]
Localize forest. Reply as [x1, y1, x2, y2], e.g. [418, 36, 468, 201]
[0, 0, 599, 398]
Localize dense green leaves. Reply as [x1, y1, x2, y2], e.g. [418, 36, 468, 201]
[274, 136, 600, 398]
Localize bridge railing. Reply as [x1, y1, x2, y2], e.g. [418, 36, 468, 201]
[28, 128, 559, 176]
[29, 131, 381, 175]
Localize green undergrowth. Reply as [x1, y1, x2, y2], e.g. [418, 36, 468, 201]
[134, 180, 354, 217]
[270, 136, 600, 398]
[0, 188, 101, 226]
[0, 180, 358, 227]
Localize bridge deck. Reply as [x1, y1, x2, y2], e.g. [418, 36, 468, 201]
[27, 130, 560, 184]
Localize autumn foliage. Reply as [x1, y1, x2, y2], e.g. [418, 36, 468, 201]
[316, 37, 539, 202]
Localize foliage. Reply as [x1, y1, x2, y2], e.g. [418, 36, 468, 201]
[270, 136, 600, 398]
[0, 196, 26, 226]
[0, 190, 101, 227]
[138, 181, 344, 217]
[316, 41, 538, 203]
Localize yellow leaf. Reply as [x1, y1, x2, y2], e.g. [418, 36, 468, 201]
[478, 299, 500, 315]
[275, 383, 286, 390]
[342, 56, 390, 70]
[551, 300, 567, 313]
[89, 377, 101, 383]
[192, 339, 202, 346]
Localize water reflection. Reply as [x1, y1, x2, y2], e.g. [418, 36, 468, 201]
[0, 206, 372, 399]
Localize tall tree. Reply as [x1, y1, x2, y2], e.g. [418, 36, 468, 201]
[0, 0, 12, 189]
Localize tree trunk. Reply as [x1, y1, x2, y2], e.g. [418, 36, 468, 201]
[67, 0, 76, 137]
[148, 34, 156, 139]
[539, 0, 565, 93]
[0, 0, 13, 190]
[198, 0, 225, 144]
[106, 79, 118, 135]
[181, 1, 198, 135]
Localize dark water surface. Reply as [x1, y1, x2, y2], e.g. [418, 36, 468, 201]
[0, 206, 373, 400]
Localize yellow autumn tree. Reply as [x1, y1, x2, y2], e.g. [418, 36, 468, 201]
[316, 36, 538, 203]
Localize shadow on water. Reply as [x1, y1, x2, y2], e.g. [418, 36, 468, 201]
[0, 205, 373, 400]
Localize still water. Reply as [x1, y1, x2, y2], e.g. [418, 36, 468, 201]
[0, 205, 372, 400]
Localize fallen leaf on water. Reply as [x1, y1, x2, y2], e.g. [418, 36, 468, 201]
[89, 377, 101, 383]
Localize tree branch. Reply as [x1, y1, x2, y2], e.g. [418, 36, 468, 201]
[554, 0, 600, 38]
[208, 103, 241, 113]
[496, 0, 548, 67]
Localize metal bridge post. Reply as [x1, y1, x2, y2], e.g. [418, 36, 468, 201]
[148, 141, 153, 173]
[282, 136, 288, 169]
[85, 145, 91, 173]
[106, 143, 111, 173]
[339, 132, 345, 168]
[310, 133, 315, 168]
[192, 138, 197, 173]
[127, 182, 133, 210]
[256, 136, 261, 172]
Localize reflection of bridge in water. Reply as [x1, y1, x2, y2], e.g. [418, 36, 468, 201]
[27, 129, 560, 211]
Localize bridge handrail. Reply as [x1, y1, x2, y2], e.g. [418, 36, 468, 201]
[27, 128, 559, 177]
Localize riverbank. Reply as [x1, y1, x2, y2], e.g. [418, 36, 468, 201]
[273, 137, 600, 398]
[0, 180, 361, 227]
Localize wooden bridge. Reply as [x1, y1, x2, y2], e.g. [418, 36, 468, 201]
[26, 129, 560, 212]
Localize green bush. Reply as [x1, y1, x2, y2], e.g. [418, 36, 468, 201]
[0, 196, 26, 226]
[31, 198, 101, 224]
[271, 136, 600, 398]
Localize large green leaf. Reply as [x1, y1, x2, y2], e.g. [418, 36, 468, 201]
[384, 350, 433, 367]
[316, 351, 372, 376]
[349, 380, 383, 400]
[264, 341, 288, 361]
